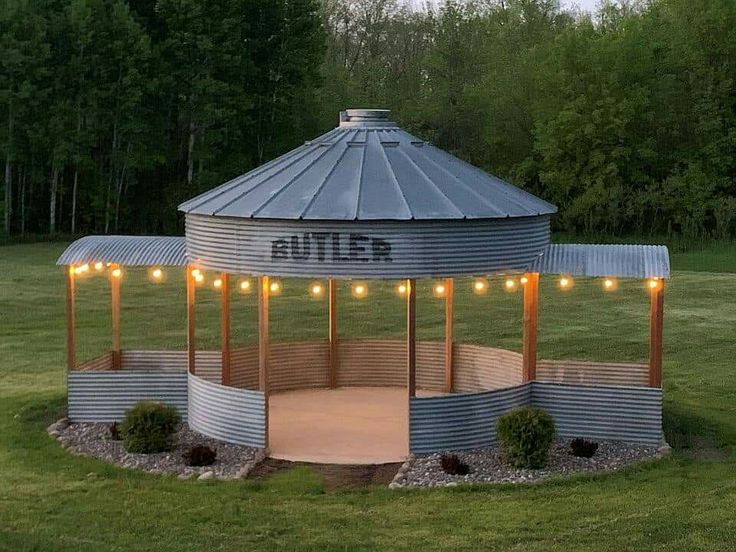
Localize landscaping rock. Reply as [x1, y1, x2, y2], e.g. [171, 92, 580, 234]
[55, 422, 259, 479]
[198, 471, 214, 481]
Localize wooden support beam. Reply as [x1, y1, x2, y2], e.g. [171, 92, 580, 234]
[444, 278, 454, 392]
[66, 267, 76, 370]
[221, 273, 231, 386]
[110, 264, 121, 370]
[649, 280, 665, 388]
[186, 267, 196, 375]
[522, 272, 539, 382]
[407, 278, 416, 398]
[328, 279, 338, 389]
[259, 276, 270, 448]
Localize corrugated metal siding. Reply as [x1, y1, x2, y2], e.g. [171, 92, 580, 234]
[269, 340, 330, 392]
[185, 214, 551, 278]
[409, 384, 531, 453]
[531, 382, 663, 445]
[416, 342, 445, 391]
[120, 350, 222, 383]
[453, 345, 523, 392]
[76, 352, 113, 371]
[337, 339, 406, 387]
[187, 373, 266, 447]
[68, 371, 188, 422]
[230, 346, 259, 389]
[528, 244, 670, 278]
[537, 360, 649, 387]
[179, 110, 556, 221]
[57, 235, 187, 266]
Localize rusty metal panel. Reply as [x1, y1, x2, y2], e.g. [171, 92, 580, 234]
[76, 352, 114, 371]
[57, 235, 186, 266]
[531, 382, 663, 445]
[230, 346, 259, 389]
[179, 109, 556, 221]
[453, 345, 523, 392]
[120, 350, 221, 383]
[68, 371, 188, 422]
[410, 384, 531, 453]
[337, 339, 407, 387]
[187, 372, 265, 447]
[536, 360, 649, 387]
[268, 340, 330, 392]
[185, 213, 551, 279]
[528, 244, 670, 279]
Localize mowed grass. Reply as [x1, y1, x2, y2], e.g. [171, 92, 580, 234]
[1, 241, 736, 551]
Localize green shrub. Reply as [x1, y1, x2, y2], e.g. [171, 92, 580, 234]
[121, 401, 180, 453]
[496, 407, 556, 469]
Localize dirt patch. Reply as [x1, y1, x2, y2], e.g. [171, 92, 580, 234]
[249, 458, 402, 490]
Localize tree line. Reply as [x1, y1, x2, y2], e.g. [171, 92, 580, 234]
[2, 0, 735, 240]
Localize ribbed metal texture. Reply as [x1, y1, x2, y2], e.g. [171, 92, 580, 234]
[531, 382, 663, 445]
[453, 345, 523, 392]
[76, 352, 114, 371]
[410, 384, 531, 453]
[120, 350, 222, 383]
[68, 371, 188, 422]
[269, 340, 330, 392]
[528, 244, 670, 278]
[537, 360, 649, 387]
[185, 213, 551, 278]
[179, 109, 556, 221]
[57, 235, 187, 266]
[187, 372, 266, 447]
[230, 346, 259, 389]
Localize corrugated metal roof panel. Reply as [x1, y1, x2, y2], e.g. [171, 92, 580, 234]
[57, 235, 187, 266]
[528, 244, 670, 278]
[179, 109, 557, 221]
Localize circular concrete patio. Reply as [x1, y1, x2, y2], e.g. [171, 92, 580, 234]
[268, 387, 440, 464]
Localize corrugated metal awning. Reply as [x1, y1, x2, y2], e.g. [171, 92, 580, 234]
[57, 236, 187, 266]
[528, 244, 670, 279]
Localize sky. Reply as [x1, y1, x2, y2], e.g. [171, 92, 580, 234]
[561, 0, 599, 11]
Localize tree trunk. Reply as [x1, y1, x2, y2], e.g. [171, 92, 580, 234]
[187, 121, 195, 187]
[49, 166, 59, 234]
[114, 143, 131, 232]
[4, 105, 13, 235]
[71, 168, 78, 235]
[20, 167, 26, 237]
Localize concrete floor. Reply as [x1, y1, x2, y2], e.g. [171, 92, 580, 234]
[269, 387, 432, 464]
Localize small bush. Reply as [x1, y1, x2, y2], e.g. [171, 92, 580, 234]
[570, 438, 598, 458]
[440, 454, 470, 475]
[109, 422, 121, 441]
[183, 445, 217, 466]
[497, 407, 556, 469]
[120, 401, 180, 453]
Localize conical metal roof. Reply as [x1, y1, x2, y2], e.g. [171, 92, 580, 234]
[179, 109, 556, 221]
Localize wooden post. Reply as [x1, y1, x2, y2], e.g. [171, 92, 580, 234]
[444, 278, 454, 392]
[187, 266, 196, 375]
[649, 280, 665, 388]
[259, 276, 270, 448]
[522, 272, 539, 382]
[407, 278, 416, 398]
[328, 279, 338, 388]
[66, 267, 76, 370]
[110, 264, 121, 369]
[221, 273, 231, 386]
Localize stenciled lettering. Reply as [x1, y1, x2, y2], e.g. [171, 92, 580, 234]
[270, 232, 393, 264]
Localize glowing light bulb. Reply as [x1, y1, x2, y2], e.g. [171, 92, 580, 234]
[472, 278, 488, 295]
[504, 278, 518, 292]
[238, 279, 251, 292]
[111, 268, 122, 279]
[559, 276, 573, 290]
[352, 282, 368, 299]
[213, 278, 223, 289]
[648, 278, 660, 290]
[433, 283, 446, 297]
[603, 278, 616, 291]
[520, 276, 529, 285]
[269, 281, 281, 295]
[191, 268, 201, 278]
[150, 268, 163, 281]
[309, 283, 324, 297]
[397, 283, 407, 296]
[94, 262, 104, 271]
[194, 273, 204, 284]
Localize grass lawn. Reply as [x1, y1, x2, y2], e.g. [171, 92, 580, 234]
[1, 241, 735, 551]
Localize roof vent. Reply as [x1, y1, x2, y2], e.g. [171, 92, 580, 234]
[339, 109, 396, 128]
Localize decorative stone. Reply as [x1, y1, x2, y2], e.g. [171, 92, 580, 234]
[198, 471, 214, 481]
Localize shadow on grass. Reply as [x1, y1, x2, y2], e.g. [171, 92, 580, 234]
[663, 403, 732, 459]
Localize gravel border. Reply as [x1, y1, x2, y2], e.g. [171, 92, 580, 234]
[392, 440, 666, 488]
[48, 419, 266, 480]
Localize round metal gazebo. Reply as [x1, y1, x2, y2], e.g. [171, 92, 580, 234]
[59, 109, 668, 464]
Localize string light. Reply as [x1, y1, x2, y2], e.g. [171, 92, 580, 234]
[111, 267, 122, 279]
[213, 278, 223, 289]
[648, 278, 661, 291]
[433, 282, 447, 298]
[149, 268, 163, 282]
[74, 263, 90, 275]
[194, 273, 204, 284]
[94, 262, 104, 272]
[352, 282, 368, 299]
[504, 278, 518, 292]
[237, 279, 251, 293]
[472, 277, 489, 295]
[520, 275, 529, 285]
[602, 277, 617, 291]
[191, 268, 201, 278]
[309, 282, 324, 297]
[559, 275, 573, 290]
[269, 280, 282, 295]
[396, 283, 408, 296]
